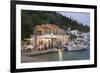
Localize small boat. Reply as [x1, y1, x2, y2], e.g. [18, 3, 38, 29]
[67, 41, 87, 51]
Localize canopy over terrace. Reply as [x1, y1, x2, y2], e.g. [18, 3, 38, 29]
[36, 33, 69, 49]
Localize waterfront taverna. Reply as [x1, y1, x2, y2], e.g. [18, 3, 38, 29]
[31, 24, 70, 50]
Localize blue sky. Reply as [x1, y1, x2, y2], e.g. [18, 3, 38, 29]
[57, 12, 90, 26]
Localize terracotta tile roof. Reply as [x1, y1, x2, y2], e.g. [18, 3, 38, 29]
[36, 24, 59, 29]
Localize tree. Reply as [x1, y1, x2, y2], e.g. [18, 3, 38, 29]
[21, 10, 34, 40]
[21, 10, 90, 41]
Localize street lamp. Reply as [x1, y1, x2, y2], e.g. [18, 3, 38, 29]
[51, 33, 54, 49]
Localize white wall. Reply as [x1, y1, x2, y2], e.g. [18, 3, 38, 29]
[0, 0, 99, 73]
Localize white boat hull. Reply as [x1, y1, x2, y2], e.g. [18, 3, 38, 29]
[67, 42, 87, 51]
[67, 46, 86, 51]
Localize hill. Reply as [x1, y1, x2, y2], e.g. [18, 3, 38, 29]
[21, 10, 90, 40]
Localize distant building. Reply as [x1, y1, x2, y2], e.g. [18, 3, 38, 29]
[81, 32, 90, 40]
[70, 30, 81, 36]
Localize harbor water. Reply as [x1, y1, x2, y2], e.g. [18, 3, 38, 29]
[22, 47, 90, 63]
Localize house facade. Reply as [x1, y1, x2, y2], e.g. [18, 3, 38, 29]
[32, 24, 70, 50]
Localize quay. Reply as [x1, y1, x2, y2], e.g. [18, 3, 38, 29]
[23, 49, 58, 56]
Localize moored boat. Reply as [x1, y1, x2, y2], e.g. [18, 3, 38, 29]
[67, 41, 87, 51]
[67, 43, 86, 51]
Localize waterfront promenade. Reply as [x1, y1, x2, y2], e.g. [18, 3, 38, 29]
[24, 49, 58, 56]
[21, 49, 58, 63]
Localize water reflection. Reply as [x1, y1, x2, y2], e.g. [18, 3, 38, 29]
[58, 49, 63, 61]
